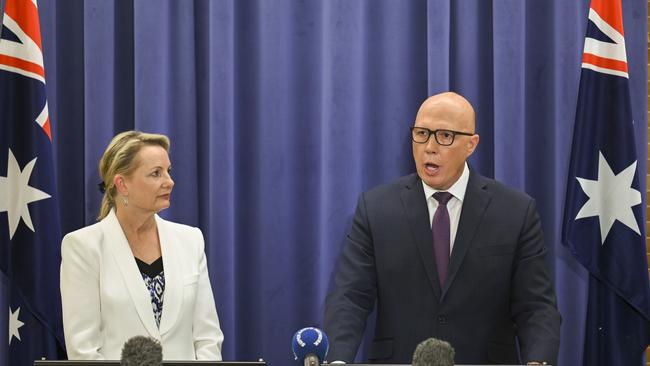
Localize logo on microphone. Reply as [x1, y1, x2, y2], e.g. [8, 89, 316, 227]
[292, 327, 329, 362]
[295, 327, 324, 347]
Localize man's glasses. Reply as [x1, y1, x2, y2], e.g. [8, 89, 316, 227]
[410, 127, 474, 146]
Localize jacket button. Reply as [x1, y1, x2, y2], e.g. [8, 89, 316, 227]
[437, 315, 447, 324]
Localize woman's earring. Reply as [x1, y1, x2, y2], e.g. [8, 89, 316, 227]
[122, 196, 128, 206]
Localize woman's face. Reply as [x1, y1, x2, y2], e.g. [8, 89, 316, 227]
[122, 145, 174, 214]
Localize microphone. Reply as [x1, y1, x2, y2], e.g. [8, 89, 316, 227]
[292, 327, 329, 366]
[120, 335, 163, 366]
[412, 338, 455, 366]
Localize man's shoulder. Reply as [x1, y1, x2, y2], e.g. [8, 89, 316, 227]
[359, 171, 535, 204]
[470, 170, 534, 204]
[363, 173, 419, 198]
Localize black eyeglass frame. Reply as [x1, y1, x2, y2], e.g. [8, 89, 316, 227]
[410, 127, 475, 146]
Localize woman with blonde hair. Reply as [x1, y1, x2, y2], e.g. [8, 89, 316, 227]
[60, 131, 223, 360]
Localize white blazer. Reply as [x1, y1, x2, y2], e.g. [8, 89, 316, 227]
[60, 209, 224, 360]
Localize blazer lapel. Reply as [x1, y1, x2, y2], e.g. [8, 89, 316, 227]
[101, 210, 160, 339]
[442, 170, 491, 298]
[157, 215, 182, 335]
[401, 174, 443, 300]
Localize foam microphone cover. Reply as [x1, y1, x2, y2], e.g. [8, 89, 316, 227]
[411, 338, 455, 366]
[120, 335, 163, 366]
[291, 327, 329, 362]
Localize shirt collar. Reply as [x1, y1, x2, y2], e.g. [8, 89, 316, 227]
[422, 162, 470, 202]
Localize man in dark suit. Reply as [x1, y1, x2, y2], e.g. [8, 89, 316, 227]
[324, 92, 561, 365]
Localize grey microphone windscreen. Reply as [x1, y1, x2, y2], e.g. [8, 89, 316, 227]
[120, 336, 163, 366]
[412, 338, 455, 366]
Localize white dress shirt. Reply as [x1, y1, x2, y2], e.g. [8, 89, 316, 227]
[421, 162, 470, 255]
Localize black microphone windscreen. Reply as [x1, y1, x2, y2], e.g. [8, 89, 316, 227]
[412, 338, 455, 366]
[120, 336, 163, 366]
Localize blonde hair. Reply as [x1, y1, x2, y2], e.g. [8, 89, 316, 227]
[98, 131, 170, 220]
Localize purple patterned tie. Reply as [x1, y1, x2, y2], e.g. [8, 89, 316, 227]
[432, 191, 453, 287]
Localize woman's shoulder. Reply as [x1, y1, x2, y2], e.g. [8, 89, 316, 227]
[157, 216, 200, 234]
[156, 216, 204, 247]
[157, 217, 205, 258]
[60, 220, 106, 261]
[62, 220, 104, 242]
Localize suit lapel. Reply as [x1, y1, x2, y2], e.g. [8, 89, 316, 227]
[157, 215, 182, 335]
[442, 171, 491, 297]
[401, 174, 443, 300]
[101, 210, 160, 339]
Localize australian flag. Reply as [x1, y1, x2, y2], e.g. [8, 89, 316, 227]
[563, 0, 650, 365]
[0, 0, 66, 364]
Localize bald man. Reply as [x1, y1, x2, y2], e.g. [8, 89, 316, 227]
[324, 92, 561, 365]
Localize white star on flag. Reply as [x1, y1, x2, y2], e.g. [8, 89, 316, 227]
[0, 149, 51, 239]
[8, 306, 24, 345]
[575, 151, 642, 244]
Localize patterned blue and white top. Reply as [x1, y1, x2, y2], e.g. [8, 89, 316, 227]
[136, 257, 165, 328]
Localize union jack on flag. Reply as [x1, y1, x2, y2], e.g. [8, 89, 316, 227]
[563, 0, 650, 365]
[0, 0, 65, 364]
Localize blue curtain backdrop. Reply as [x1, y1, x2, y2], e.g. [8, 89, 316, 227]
[1, 0, 645, 365]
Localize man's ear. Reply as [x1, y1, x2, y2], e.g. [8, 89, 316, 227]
[466, 134, 480, 156]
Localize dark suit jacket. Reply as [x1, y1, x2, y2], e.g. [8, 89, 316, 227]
[324, 171, 561, 365]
